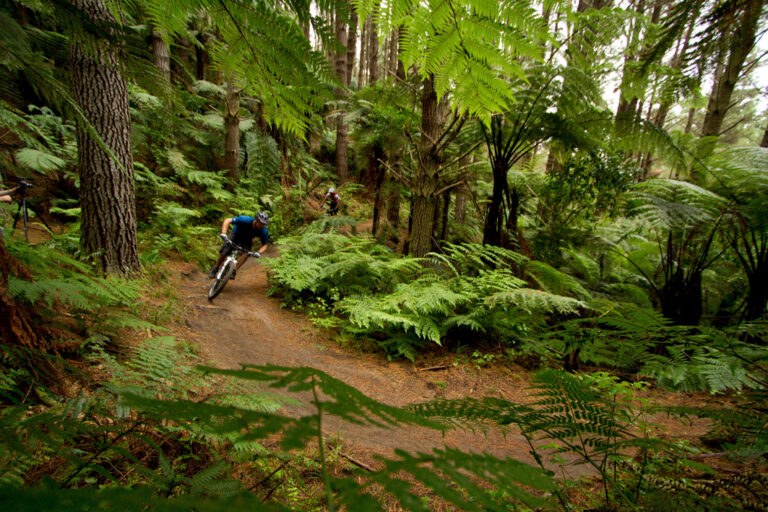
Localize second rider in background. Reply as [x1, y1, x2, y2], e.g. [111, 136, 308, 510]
[208, 211, 270, 280]
[323, 187, 340, 215]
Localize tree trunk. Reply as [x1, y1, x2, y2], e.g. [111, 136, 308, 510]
[746, 263, 768, 320]
[346, 9, 358, 86]
[358, 18, 368, 88]
[483, 159, 508, 246]
[69, 0, 140, 275]
[151, 26, 171, 82]
[453, 155, 471, 225]
[439, 190, 450, 242]
[760, 118, 768, 147]
[386, 178, 400, 228]
[701, 0, 765, 138]
[196, 34, 210, 81]
[409, 75, 443, 257]
[224, 79, 240, 183]
[334, 5, 349, 182]
[368, 15, 379, 84]
[661, 271, 703, 325]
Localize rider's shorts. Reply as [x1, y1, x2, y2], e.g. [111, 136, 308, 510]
[219, 235, 252, 256]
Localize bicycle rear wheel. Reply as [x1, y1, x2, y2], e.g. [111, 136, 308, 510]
[207, 261, 235, 301]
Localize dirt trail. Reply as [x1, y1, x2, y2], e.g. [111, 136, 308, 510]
[174, 256, 702, 479]
[177, 257, 581, 474]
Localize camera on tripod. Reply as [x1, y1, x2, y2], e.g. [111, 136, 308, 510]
[15, 180, 32, 196]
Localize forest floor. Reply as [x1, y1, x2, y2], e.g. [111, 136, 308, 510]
[161, 252, 714, 481]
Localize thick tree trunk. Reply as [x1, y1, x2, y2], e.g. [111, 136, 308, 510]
[701, 0, 765, 138]
[151, 26, 170, 82]
[69, 0, 140, 275]
[761, 118, 768, 147]
[224, 79, 240, 183]
[409, 75, 443, 257]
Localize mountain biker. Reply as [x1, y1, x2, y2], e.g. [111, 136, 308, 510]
[208, 211, 270, 280]
[323, 187, 340, 215]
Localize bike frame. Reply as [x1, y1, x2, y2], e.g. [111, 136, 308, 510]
[208, 237, 253, 301]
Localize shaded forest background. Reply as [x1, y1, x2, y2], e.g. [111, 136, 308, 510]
[1, 0, 768, 510]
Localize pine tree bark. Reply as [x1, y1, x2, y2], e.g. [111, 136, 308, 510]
[151, 25, 170, 82]
[700, 0, 766, 138]
[224, 79, 240, 183]
[69, 0, 140, 275]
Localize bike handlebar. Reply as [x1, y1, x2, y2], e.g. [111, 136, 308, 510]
[219, 235, 260, 257]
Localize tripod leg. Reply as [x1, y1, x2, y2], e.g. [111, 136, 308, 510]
[22, 199, 29, 242]
[27, 204, 53, 233]
[12, 201, 22, 230]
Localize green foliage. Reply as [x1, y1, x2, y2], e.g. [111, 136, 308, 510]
[269, 233, 590, 359]
[358, 0, 551, 121]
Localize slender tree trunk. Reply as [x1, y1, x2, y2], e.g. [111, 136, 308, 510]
[224, 79, 240, 183]
[701, 0, 765, 138]
[746, 262, 768, 320]
[151, 26, 171, 82]
[69, 0, 140, 275]
[368, 15, 379, 84]
[409, 75, 443, 257]
[483, 158, 508, 246]
[196, 34, 210, 81]
[453, 155, 471, 225]
[358, 18, 368, 89]
[760, 118, 768, 147]
[371, 150, 386, 236]
[334, 5, 349, 182]
[439, 190, 450, 241]
[346, 9, 358, 86]
[386, 176, 401, 228]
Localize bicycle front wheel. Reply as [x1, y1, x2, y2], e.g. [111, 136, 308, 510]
[207, 261, 235, 301]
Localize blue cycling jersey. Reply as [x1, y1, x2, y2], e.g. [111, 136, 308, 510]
[231, 216, 269, 246]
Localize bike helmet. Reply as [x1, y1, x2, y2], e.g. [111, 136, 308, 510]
[328, 187, 335, 194]
[255, 211, 270, 225]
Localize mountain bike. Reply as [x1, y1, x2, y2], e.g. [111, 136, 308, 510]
[208, 235, 260, 301]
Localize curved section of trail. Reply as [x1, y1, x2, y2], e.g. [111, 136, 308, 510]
[179, 259, 591, 477]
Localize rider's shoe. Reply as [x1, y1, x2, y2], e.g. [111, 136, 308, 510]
[230, 270, 236, 281]
[207, 267, 218, 279]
